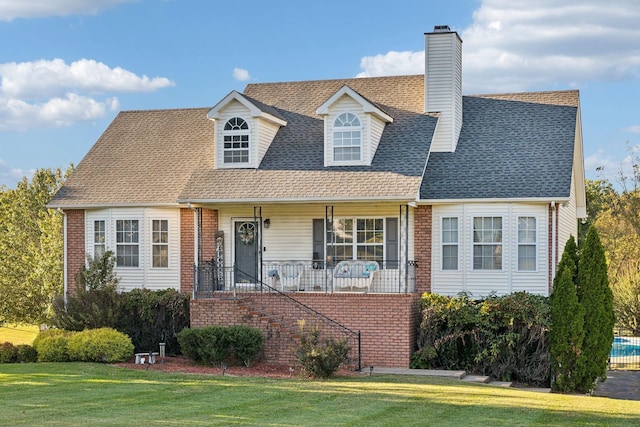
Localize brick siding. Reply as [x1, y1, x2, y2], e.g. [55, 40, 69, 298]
[191, 293, 421, 368]
[64, 209, 85, 296]
[414, 205, 432, 294]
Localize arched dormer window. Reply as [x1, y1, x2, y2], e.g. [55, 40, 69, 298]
[223, 117, 250, 164]
[333, 113, 361, 161]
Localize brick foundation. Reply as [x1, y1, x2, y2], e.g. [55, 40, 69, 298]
[190, 293, 421, 368]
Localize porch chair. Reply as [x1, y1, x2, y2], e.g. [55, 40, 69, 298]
[277, 263, 305, 292]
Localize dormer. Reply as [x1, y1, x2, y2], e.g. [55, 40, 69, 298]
[316, 85, 393, 167]
[207, 91, 287, 169]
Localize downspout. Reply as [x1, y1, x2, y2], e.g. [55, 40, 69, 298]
[551, 201, 556, 287]
[58, 208, 68, 304]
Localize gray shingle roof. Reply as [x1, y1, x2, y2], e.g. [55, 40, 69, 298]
[49, 75, 579, 208]
[420, 91, 578, 200]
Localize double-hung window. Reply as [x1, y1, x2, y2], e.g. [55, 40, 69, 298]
[517, 217, 537, 271]
[116, 219, 139, 267]
[333, 113, 361, 161]
[94, 220, 106, 258]
[223, 117, 249, 164]
[152, 219, 169, 268]
[328, 218, 383, 263]
[442, 217, 458, 270]
[473, 217, 502, 270]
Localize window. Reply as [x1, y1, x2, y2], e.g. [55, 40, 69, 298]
[333, 113, 361, 161]
[442, 217, 458, 270]
[223, 117, 249, 163]
[116, 219, 139, 267]
[473, 217, 502, 270]
[94, 220, 105, 258]
[152, 219, 169, 268]
[518, 217, 537, 271]
[328, 218, 383, 263]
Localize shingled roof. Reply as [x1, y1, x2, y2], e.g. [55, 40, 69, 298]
[49, 75, 579, 208]
[420, 90, 579, 200]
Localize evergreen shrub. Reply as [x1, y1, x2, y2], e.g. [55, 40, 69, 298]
[67, 327, 134, 363]
[295, 321, 350, 379]
[0, 342, 18, 363]
[33, 329, 74, 362]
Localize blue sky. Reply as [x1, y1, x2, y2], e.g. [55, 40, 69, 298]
[1, 0, 639, 188]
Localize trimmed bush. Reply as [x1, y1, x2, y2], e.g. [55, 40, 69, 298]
[117, 288, 190, 355]
[296, 321, 350, 379]
[228, 325, 264, 367]
[0, 342, 18, 363]
[177, 325, 264, 367]
[33, 329, 74, 362]
[67, 328, 134, 363]
[16, 344, 38, 363]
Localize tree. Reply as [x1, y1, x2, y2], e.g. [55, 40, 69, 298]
[0, 167, 72, 324]
[574, 226, 615, 393]
[549, 239, 584, 392]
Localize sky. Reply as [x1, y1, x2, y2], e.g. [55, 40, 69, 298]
[0, 0, 639, 189]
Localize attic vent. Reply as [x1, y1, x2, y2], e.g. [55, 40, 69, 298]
[433, 25, 451, 32]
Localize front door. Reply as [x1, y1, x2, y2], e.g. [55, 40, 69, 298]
[234, 221, 258, 284]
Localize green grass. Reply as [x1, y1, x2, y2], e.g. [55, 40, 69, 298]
[0, 324, 39, 344]
[1, 363, 639, 426]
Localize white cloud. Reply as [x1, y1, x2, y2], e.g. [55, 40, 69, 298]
[356, 51, 424, 78]
[0, 158, 32, 187]
[0, 58, 172, 131]
[233, 68, 251, 82]
[0, 0, 136, 21]
[0, 59, 174, 98]
[625, 126, 640, 134]
[357, 0, 640, 93]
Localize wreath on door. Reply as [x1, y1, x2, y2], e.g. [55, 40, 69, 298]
[238, 222, 256, 245]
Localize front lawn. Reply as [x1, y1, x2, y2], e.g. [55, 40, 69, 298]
[1, 363, 639, 426]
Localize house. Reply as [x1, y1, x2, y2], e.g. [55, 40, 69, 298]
[49, 26, 586, 368]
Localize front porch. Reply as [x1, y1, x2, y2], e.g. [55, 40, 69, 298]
[193, 260, 416, 298]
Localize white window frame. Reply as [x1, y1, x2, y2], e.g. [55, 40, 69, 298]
[151, 219, 169, 269]
[93, 220, 106, 259]
[441, 217, 459, 271]
[328, 217, 384, 263]
[472, 216, 503, 271]
[333, 112, 362, 162]
[222, 117, 250, 164]
[116, 219, 140, 268]
[517, 216, 537, 272]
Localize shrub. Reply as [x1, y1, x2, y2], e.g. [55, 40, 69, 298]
[177, 325, 230, 366]
[550, 238, 585, 392]
[16, 344, 38, 363]
[296, 321, 350, 379]
[413, 292, 551, 386]
[51, 252, 121, 331]
[117, 288, 190, 355]
[0, 342, 18, 363]
[177, 325, 264, 367]
[67, 328, 134, 363]
[33, 329, 74, 362]
[228, 325, 264, 367]
[575, 226, 615, 393]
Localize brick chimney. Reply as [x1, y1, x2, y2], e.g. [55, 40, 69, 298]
[425, 25, 463, 152]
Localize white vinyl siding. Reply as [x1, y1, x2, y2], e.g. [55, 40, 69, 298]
[219, 203, 414, 265]
[216, 101, 255, 169]
[432, 203, 548, 297]
[558, 173, 579, 259]
[85, 208, 180, 291]
[425, 31, 462, 153]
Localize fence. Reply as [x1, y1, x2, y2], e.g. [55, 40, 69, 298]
[609, 329, 640, 370]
